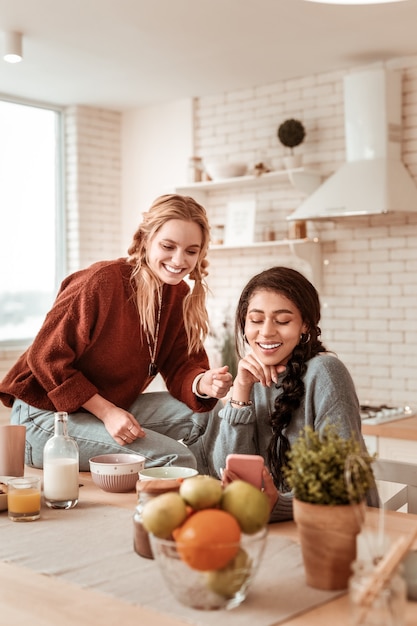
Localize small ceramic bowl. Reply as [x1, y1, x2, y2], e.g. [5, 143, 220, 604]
[138, 467, 198, 481]
[89, 453, 145, 493]
[150, 528, 267, 610]
[204, 161, 247, 181]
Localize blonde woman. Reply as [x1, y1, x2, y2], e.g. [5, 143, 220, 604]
[1, 194, 232, 470]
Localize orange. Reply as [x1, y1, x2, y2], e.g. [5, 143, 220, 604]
[174, 509, 241, 571]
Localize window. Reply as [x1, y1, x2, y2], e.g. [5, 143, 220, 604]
[0, 98, 64, 345]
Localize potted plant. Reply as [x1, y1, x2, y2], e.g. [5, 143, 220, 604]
[277, 118, 306, 169]
[283, 423, 376, 591]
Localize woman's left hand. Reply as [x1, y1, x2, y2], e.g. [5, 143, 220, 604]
[198, 365, 233, 399]
[221, 466, 279, 514]
[261, 467, 279, 512]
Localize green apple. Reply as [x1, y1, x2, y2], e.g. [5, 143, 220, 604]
[221, 480, 270, 534]
[179, 475, 223, 510]
[141, 492, 187, 538]
[205, 548, 252, 597]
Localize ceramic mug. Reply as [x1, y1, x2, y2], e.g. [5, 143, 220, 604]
[0, 424, 26, 477]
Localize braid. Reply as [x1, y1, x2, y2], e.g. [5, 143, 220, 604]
[267, 345, 307, 491]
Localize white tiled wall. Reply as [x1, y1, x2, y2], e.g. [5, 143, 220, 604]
[1, 59, 417, 425]
[194, 60, 417, 409]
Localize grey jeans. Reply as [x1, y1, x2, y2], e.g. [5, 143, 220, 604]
[10, 393, 222, 472]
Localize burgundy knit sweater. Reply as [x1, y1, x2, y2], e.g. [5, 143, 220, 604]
[0, 259, 216, 414]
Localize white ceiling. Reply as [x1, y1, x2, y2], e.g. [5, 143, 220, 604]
[1, 0, 417, 111]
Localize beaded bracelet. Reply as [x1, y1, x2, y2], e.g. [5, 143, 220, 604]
[229, 398, 253, 407]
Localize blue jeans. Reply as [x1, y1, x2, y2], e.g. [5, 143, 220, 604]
[10, 393, 222, 472]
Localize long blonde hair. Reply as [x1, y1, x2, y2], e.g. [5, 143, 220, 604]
[127, 194, 210, 355]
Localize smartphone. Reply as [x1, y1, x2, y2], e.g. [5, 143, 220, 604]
[225, 454, 264, 489]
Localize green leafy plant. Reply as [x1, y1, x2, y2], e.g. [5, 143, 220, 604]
[220, 326, 238, 379]
[208, 313, 238, 379]
[283, 424, 376, 505]
[277, 118, 306, 152]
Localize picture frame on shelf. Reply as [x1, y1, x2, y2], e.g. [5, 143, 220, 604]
[224, 200, 256, 246]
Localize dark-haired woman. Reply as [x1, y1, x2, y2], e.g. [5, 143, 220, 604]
[199, 266, 374, 521]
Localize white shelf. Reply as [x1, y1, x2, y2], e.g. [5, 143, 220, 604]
[209, 237, 313, 251]
[209, 238, 322, 291]
[175, 168, 322, 195]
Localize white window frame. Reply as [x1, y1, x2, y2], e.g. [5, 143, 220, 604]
[0, 95, 66, 349]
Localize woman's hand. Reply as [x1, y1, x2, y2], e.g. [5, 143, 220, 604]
[83, 394, 145, 446]
[198, 365, 233, 399]
[261, 467, 279, 512]
[235, 352, 286, 388]
[221, 466, 279, 514]
[101, 407, 145, 446]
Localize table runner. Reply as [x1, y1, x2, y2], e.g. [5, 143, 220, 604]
[0, 503, 342, 626]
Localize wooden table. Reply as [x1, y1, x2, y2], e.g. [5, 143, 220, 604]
[1, 469, 417, 626]
[362, 415, 417, 441]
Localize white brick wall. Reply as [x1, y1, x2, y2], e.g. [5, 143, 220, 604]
[65, 106, 122, 273]
[194, 61, 417, 409]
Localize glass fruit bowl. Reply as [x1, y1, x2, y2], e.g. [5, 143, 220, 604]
[149, 527, 267, 610]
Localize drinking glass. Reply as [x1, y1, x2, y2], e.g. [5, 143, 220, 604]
[7, 476, 41, 521]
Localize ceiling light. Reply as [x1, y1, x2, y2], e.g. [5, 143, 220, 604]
[3, 31, 23, 64]
[303, 1, 408, 4]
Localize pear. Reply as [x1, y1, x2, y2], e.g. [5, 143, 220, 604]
[179, 474, 223, 510]
[141, 492, 187, 539]
[221, 480, 270, 534]
[205, 548, 252, 598]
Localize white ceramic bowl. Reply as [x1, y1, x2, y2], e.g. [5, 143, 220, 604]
[204, 161, 247, 181]
[138, 467, 198, 481]
[89, 453, 145, 493]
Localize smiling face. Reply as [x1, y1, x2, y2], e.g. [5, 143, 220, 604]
[244, 289, 307, 366]
[147, 219, 202, 285]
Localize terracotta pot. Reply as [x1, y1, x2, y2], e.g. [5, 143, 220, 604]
[293, 498, 366, 591]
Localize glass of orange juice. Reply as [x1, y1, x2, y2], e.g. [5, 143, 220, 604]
[7, 476, 41, 522]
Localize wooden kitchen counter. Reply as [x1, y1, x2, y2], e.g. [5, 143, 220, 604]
[362, 415, 417, 441]
[1, 469, 417, 625]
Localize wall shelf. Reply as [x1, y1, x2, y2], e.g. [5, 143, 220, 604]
[208, 238, 322, 291]
[175, 167, 322, 196]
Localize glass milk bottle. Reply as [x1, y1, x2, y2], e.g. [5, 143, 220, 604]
[43, 412, 79, 509]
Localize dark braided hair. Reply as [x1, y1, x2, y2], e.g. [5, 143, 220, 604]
[234, 267, 327, 491]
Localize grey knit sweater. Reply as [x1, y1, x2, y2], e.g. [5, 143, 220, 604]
[211, 353, 374, 522]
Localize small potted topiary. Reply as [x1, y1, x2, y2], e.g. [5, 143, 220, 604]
[283, 423, 376, 591]
[277, 118, 306, 169]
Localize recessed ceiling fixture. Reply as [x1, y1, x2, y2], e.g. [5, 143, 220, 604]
[3, 31, 23, 64]
[304, 1, 408, 4]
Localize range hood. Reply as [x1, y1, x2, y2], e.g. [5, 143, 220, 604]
[288, 68, 417, 221]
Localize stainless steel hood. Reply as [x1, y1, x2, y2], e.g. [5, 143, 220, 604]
[287, 68, 417, 221]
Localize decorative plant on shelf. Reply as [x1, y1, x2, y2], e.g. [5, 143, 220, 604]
[277, 118, 306, 168]
[283, 423, 376, 591]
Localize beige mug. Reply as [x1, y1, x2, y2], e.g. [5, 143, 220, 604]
[0, 424, 26, 477]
